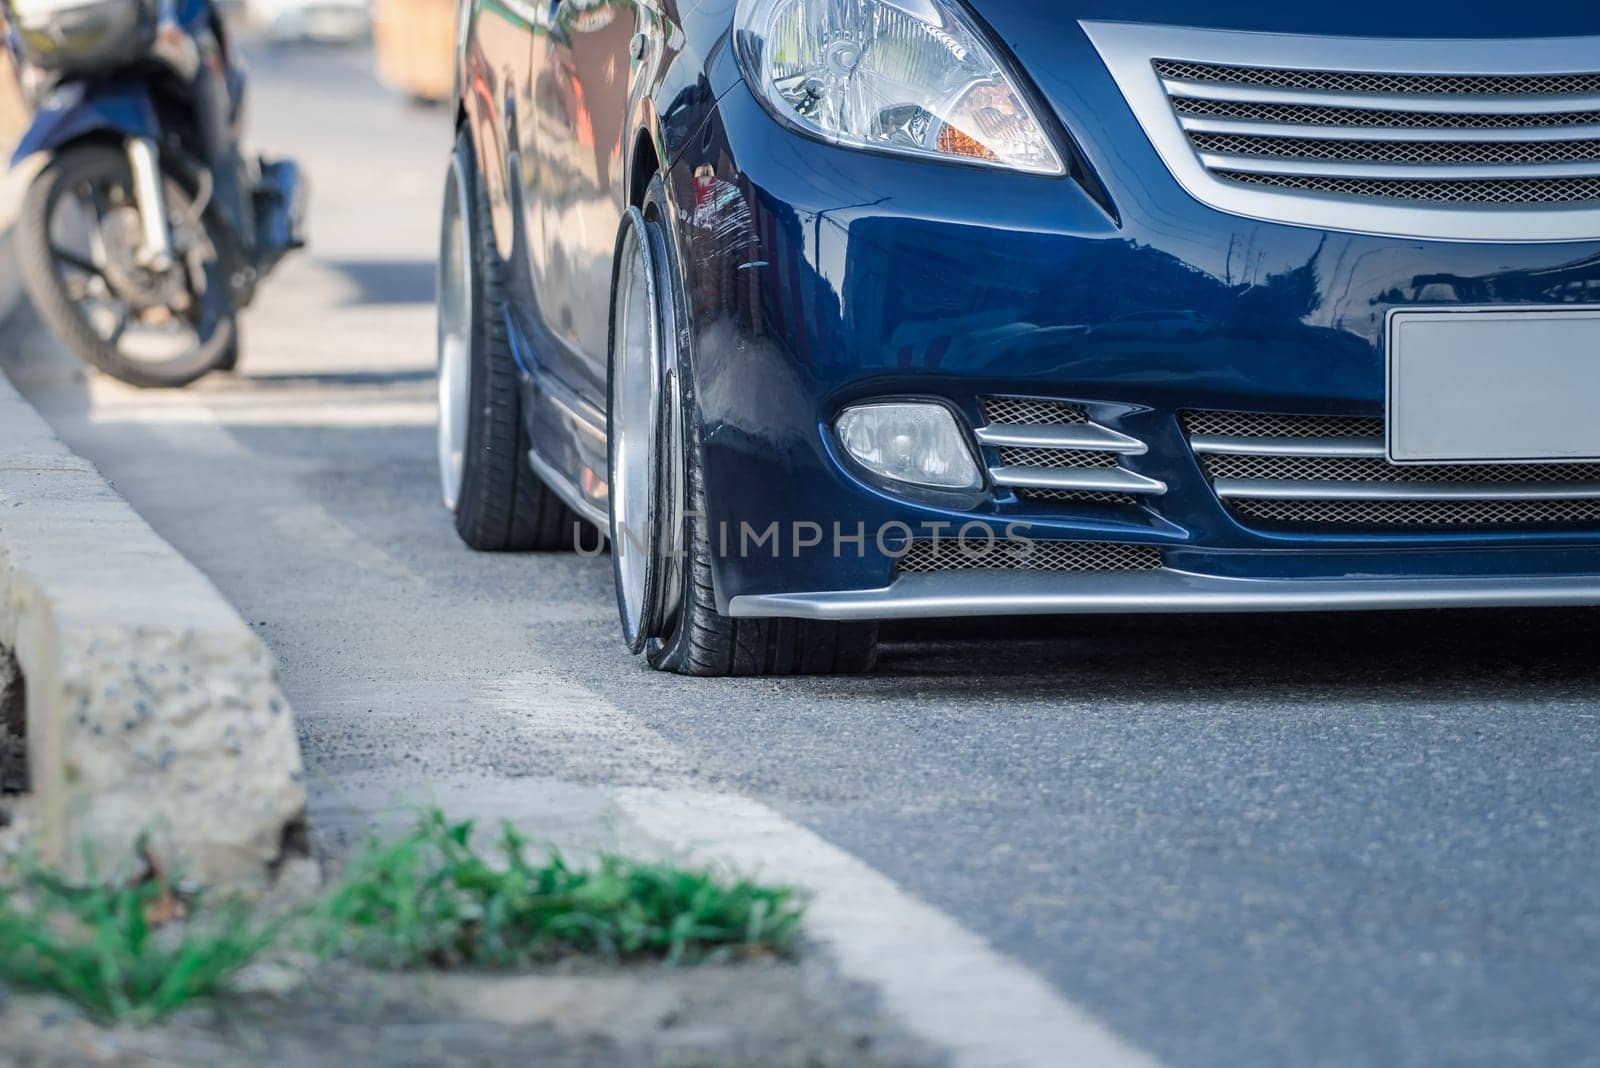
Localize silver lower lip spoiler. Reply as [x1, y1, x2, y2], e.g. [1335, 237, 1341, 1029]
[727, 568, 1600, 622]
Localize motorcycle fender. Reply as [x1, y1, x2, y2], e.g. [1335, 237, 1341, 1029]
[10, 83, 162, 167]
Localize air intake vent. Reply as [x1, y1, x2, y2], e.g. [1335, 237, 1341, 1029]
[1171, 98, 1600, 131]
[1233, 497, 1600, 527]
[1185, 410, 1600, 529]
[1185, 411, 1383, 440]
[1151, 60, 1600, 98]
[998, 447, 1119, 470]
[1083, 21, 1600, 240]
[1190, 133, 1600, 168]
[898, 539, 1164, 574]
[1220, 173, 1600, 206]
[980, 397, 1089, 428]
[978, 396, 1160, 506]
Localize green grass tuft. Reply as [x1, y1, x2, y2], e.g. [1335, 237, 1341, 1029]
[0, 810, 805, 1022]
[0, 854, 279, 1022]
[313, 810, 804, 969]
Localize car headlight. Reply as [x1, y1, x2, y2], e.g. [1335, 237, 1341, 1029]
[735, 0, 1065, 176]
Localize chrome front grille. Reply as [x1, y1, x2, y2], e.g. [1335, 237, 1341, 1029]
[1202, 453, 1600, 485]
[1190, 133, 1600, 167]
[1219, 173, 1600, 205]
[898, 539, 1164, 574]
[1150, 60, 1600, 98]
[1172, 69, 1600, 206]
[978, 397, 1160, 506]
[1171, 97, 1600, 130]
[1233, 497, 1600, 527]
[1186, 411, 1600, 529]
[1084, 22, 1600, 240]
[1186, 411, 1382, 440]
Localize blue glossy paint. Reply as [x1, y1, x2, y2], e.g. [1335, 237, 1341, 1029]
[10, 83, 161, 166]
[459, 1, 1600, 610]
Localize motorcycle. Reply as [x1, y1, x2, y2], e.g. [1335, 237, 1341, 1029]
[5, 0, 303, 387]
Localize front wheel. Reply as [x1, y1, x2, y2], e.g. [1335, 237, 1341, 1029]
[607, 177, 879, 677]
[436, 128, 584, 551]
[16, 143, 236, 389]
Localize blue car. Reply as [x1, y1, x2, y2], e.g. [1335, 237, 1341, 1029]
[436, 0, 1600, 676]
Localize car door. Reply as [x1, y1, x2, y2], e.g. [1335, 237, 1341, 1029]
[529, 0, 638, 404]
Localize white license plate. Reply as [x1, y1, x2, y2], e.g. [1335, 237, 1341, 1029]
[1387, 307, 1600, 464]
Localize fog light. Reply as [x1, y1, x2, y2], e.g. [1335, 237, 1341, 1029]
[835, 402, 980, 491]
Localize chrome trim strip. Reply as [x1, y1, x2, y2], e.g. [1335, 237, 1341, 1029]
[975, 423, 1148, 453]
[1160, 78, 1600, 116]
[1189, 434, 1387, 458]
[546, 382, 607, 443]
[1213, 478, 1600, 501]
[1081, 21, 1600, 241]
[728, 569, 1600, 621]
[990, 466, 1167, 495]
[525, 447, 609, 530]
[1178, 115, 1600, 143]
[1200, 152, 1600, 181]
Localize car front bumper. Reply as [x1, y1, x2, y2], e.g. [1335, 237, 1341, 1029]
[731, 568, 1600, 621]
[669, 80, 1600, 616]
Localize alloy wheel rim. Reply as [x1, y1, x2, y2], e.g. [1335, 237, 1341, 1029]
[436, 160, 472, 513]
[611, 219, 662, 650]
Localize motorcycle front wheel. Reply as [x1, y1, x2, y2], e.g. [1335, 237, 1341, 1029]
[16, 142, 237, 389]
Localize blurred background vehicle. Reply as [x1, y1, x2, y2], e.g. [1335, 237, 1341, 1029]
[370, 0, 449, 103]
[7, 0, 305, 387]
[245, 0, 367, 44]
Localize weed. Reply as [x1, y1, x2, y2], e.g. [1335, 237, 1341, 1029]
[0, 851, 279, 1022]
[313, 810, 804, 968]
[0, 810, 804, 1022]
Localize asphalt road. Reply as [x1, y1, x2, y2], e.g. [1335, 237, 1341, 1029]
[7, 40, 1600, 1068]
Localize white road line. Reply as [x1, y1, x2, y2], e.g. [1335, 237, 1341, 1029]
[618, 788, 1164, 1068]
[302, 644, 1167, 1068]
[84, 401, 437, 427]
[472, 671, 1163, 1068]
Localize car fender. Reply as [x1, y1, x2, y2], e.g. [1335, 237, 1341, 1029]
[458, 0, 539, 262]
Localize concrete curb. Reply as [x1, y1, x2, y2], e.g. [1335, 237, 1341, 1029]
[0, 177, 307, 889]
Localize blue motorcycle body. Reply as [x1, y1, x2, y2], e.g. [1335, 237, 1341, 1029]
[10, 81, 161, 166]
[8, 0, 302, 312]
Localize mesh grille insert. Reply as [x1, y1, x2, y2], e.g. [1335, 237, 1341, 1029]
[983, 397, 1154, 509]
[1192, 132, 1600, 166]
[998, 446, 1119, 470]
[1016, 488, 1141, 506]
[1202, 453, 1600, 484]
[1234, 497, 1600, 527]
[1153, 60, 1600, 97]
[1184, 411, 1383, 439]
[981, 397, 1088, 427]
[898, 539, 1164, 573]
[1185, 411, 1600, 529]
[1171, 97, 1600, 130]
[1218, 170, 1600, 204]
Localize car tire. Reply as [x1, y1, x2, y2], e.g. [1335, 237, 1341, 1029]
[608, 176, 879, 677]
[438, 128, 582, 552]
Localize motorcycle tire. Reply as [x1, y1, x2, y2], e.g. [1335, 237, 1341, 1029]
[16, 142, 237, 389]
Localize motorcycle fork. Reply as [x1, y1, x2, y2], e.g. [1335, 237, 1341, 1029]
[126, 137, 173, 271]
